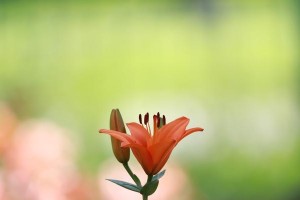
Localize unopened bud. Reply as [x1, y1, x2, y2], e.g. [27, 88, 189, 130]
[110, 109, 130, 163]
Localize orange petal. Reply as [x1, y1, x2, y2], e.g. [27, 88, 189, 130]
[179, 127, 204, 142]
[126, 122, 151, 146]
[148, 139, 176, 166]
[151, 140, 176, 175]
[131, 146, 153, 175]
[99, 129, 134, 144]
[156, 117, 189, 142]
[111, 137, 153, 173]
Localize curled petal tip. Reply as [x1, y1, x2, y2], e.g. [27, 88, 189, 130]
[194, 127, 204, 132]
[195, 127, 204, 132]
[99, 129, 106, 133]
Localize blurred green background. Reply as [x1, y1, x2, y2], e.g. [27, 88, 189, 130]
[0, 0, 299, 199]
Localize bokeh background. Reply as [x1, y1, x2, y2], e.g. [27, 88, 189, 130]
[0, 0, 299, 199]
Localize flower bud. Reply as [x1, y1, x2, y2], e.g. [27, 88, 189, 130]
[110, 109, 130, 163]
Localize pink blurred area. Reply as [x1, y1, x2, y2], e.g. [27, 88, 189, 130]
[0, 103, 94, 200]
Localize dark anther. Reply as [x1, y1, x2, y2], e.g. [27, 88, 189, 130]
[157, 112, 160, 120]
[139, 114, 142, 124]
[162, 115, 166, 125]
[157, 116, 161, 128]
[144, 112, 149, 125]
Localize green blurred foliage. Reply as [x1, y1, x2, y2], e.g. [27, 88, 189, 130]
[0, 0, 299, 199]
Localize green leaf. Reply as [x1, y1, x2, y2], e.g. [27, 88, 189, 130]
[106, 179, 141, 192]
[152, 169, 166, 181]
[140, 180, 159, 196]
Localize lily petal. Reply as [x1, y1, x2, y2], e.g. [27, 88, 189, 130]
[156, 117, 189, 142]
[99, 129, 135, 144]
[126, 122, 151, 146]
[131, 146, 153, 175]
[151, 140, 176, 175]
[148, 139, 176, 169]
[179, 127, 204, 142]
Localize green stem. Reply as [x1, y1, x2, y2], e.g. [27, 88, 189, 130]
[123, 162, 141, 187]
[147, 175, 153, 183]
[142, 175, 153, 200]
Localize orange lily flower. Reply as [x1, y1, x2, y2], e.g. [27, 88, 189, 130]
[99, 113, 204, 175]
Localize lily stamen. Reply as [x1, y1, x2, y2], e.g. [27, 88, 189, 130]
[153, 115, 158, 137]
[142, 112, 152, 135]
[139, 114, 143, 125]
[157, 114, 161, 128]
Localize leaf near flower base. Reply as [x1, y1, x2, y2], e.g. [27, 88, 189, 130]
[152, 169, 166, 182]
[106, 179, 141, 193]
[140, 170, 166, 196]
[140, 179, 159, 196]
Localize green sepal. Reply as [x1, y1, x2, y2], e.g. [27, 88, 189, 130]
[132, 174, 142, 187]
[140, 179, 159, 196]
[106, 179, 141, 192]
[152, 169, 166, 181]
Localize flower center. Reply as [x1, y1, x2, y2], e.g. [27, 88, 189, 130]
[138, 112, 166, 136]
